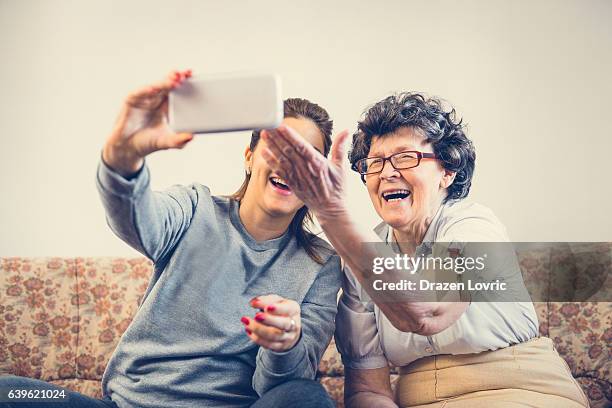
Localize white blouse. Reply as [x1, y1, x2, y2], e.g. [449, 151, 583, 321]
[335, 199, 539, 369]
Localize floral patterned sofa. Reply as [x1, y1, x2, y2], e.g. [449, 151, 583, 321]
[1, 249, 610, 407]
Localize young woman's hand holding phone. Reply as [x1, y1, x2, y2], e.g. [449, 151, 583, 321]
[102, 69, 194, 178]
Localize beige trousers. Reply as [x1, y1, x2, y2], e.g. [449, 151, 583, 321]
[395, 337, 589, 408]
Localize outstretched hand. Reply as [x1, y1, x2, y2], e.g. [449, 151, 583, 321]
[260, 126, 351, 223]
[103, 69, 194, 176]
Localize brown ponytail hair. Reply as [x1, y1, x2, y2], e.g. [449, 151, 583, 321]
[231, 98, 333, 264]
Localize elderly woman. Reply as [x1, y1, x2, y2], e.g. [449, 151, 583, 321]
[260, 93, 589, 408]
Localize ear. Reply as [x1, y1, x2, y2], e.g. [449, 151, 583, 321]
[244, 146, 253, 175]
[440, 169, 457, 189]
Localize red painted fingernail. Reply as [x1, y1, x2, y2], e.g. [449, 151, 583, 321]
[266, 305, 276, 312]
[250, 297, 260, 304]
[241, 317, 250, 325]
[245, 328, 252, 335]
[255, 313, 265, 322]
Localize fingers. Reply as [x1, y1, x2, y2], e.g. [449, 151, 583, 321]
[250, 294, 284, 311]
[261, 126, 314, 167]
[244, 328, 286, 352]
[165, 69, 192, 88]
[125, 69, 192, 107]
[260, 128, 319, 192]
[174, 132, 194, 149]
[160, 98, 169, 119]
[260, 131, 293, 182]
[330, 130, 350, 166]
[241, 314, 296, 351]
[242, 316, 285, 338]
[157, 132, 194, 150]
[125, 85, 164, 108]
[243, 295, 301, 352]
[276, 125, 322, 164]
[261, 134, 308, 193]
[276, 126, 329, 182]
[250, 295, 299, 316]
[254, 311, 298, 332]
[241, 315, 298, 347]
[252, 318, 295, 341]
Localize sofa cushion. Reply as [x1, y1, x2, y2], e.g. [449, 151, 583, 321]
[549, 301, 612, 404]
[318, 337, 344, 377]
[518, 245, 552, 304]
[546, 242, 611, 406]
[0, 258, 79, 381]
[576, 377, 612, 408]
[72, 257, 152, 381]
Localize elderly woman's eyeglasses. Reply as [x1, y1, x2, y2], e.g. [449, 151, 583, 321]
[352, 150, 438, 175]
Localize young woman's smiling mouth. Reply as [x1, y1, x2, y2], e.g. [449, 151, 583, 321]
[269, 176, 293, 196]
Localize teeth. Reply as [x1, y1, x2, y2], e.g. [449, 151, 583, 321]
[270, 177, 290, 190]
[382, 189, 410, 198]
[271, 177, 288, 186]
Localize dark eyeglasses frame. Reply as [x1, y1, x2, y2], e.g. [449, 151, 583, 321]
[351, 150, 438, 183]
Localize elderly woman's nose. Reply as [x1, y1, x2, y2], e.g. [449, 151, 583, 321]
[380, 159, 399, 178]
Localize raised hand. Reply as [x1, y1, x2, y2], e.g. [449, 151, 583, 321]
[260, 126, 351, 223]
[102, 69, 194, 177]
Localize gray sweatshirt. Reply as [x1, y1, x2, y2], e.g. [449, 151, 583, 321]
[95, 159, 342, 408]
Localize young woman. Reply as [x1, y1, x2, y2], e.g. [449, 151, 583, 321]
[0, 70, 341, 408]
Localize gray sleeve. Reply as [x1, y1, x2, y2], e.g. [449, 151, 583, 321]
[335, 266, 388, 370]
[95, 157, 199, 263]
[252, 254, 342, 396]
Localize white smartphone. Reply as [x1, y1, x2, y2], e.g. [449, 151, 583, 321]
[168, 72, 283, 134]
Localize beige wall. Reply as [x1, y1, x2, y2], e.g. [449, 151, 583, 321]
[1, 0, 610, 256]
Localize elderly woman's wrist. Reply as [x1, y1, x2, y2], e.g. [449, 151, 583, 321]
[315, 207, 350, 228]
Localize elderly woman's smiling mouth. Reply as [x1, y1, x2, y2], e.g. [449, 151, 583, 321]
[381, 188, 411, 202]
[380, 187, 412, 204]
